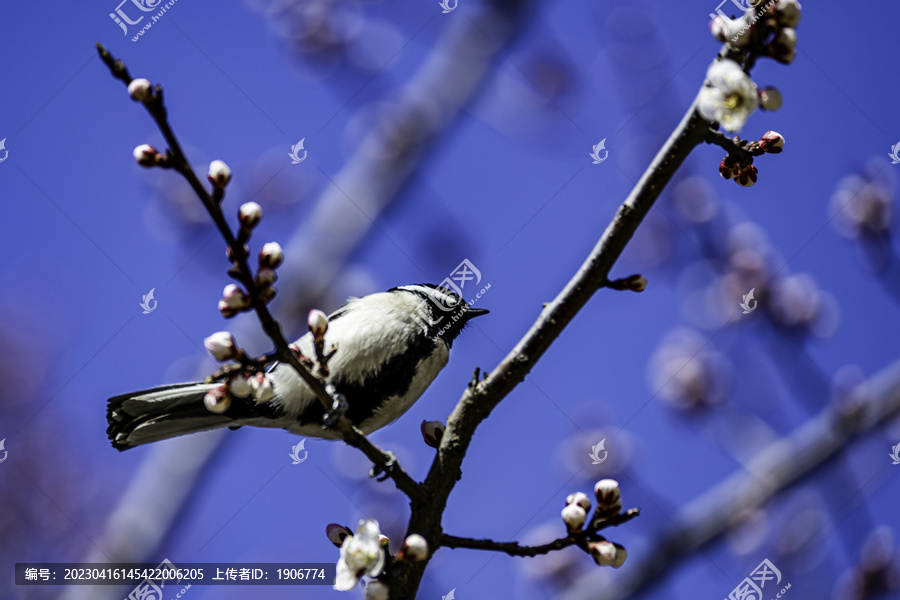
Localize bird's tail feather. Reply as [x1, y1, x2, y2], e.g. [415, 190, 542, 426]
[107, 382, 232, 451]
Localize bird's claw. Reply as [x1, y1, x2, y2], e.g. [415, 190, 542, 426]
[369, 451, 398, 481]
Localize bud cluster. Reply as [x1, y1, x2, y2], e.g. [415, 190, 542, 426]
[559, 479, 628, 568]
[201, 331, 277, 414]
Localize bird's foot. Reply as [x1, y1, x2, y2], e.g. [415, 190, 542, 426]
[369, 451, 397, 482]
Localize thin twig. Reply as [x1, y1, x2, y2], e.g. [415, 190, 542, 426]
[97, 43, 422, 501]
[441, 508, 640, 557]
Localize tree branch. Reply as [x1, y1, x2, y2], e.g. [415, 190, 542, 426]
[97, 43, 422, 502]
[564, 357, 900, 600]
[441, 508, 640, 557]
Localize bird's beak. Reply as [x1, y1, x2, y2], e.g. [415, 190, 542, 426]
[467, 307, 489, 318]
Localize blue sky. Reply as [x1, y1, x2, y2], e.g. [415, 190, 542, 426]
[2, 1, 899, 599]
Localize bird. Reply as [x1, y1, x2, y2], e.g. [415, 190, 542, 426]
[107, 284, 488, 450]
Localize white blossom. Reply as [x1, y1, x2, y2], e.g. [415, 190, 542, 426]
[238, 201, 262, 229]
[334, 519, 386, 591]
[698, 59, 758, 132]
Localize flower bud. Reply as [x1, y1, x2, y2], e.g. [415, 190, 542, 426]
[589, 541, 627, 568]
[364, 580, 389, 600]
[764, 27, 797, 64]
[758, 87, 783, 111]
[566, 492, 592, 512]
[326, 523, 353, 548]
[222, 284, 251, 311]
[218, 299, 236, 318]
[758, 131, 784, 154]
[734, 164, 759, 187]
[204, 331, 237, 361]
[127, 78, 153, 102]
[259, 242, 284, 269]
[259, 287, 277, 304]
[208, 159, 232, 188]
[719, 156, 738, 179]
[203, 385, 231, 414]
[594, 479, 621, 505]
[624, 274, 647, 292]
[399, 534, 429, 562]
[772, 0, 801, 28]
[308, 309, 329, 341]
[229, 373, 252, 397]
[250, 372, 274, 403]
[238, 201, 262, 229]
[561, 503, 587, 531]
[255, 268, 277, 288]
[421, 420, 445, 448]
[133, 144, 161, 167]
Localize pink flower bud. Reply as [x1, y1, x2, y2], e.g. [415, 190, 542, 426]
[238, 202, 262, 229]
[308, 309, 329, 340]
[204, 331, 237, 361]
[759, 87, 783, 111]
[399, 534, 429, 562]
[258, 242, 284, 269]
[127, 78, 153, 102]
[250, 372, 274, 403]
[218, 299, 236, 318]
[719, 156, 738, 180]
[326, 523, 353, 548]
[133, 144, 161, 167]
[734, 164, 758, 187]
[255, 268, 277, 288]
[222, 284, 251, 311]
[561, 503, 587, 531]
[758, 131, 784, 154]
[203, 385, 231, 414]
[421, 420, 445, 448]
[594, 479, 621, 505]
[208, 159, 232, 188]
[565, 492, 591, 512]
[589, 541, 626, 568]
[229, 373, 252, 397]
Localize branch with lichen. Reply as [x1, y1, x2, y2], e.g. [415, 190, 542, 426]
[96, 43, 421, 501]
